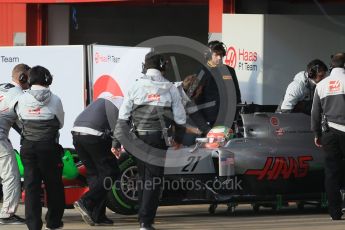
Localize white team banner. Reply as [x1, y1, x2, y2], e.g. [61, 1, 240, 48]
[89, 45, 151, 102]
[222, 14, 264, 104]
[0, 45, 86, 149]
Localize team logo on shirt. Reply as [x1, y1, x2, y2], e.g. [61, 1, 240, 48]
[28, 108, 41, 115]
[147, 94, 160, 101]
[223, 75, 233, 80]
[329, 80, 340, 93]
[0, 108, 9, 113]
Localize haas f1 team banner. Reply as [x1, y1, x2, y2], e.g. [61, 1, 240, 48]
[0, 45, 86, 149]
[88, 44, 151, 104]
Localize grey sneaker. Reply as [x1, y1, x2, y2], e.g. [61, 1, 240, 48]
[73, 200, 95, 226]
[0, 215, 25, 225]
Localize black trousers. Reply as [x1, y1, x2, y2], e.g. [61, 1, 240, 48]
[20, 140, 65, 230]
[135, 132, 167, 225]
[72, 134, 119, 222]
[322, 128, 345, 217]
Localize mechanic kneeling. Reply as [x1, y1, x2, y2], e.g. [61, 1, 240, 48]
[16, 66, 65, 230]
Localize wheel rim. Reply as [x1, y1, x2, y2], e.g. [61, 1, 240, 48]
[120, 166, 139, 201]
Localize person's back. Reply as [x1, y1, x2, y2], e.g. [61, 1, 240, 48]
[73, 96, 121, 135]
[0, 83, 23, 140]
[16, 65, 65, 230]
[17, 87, 63, 141]
[0, 63, 29, 225]
[312, 63, 345, 133]
[311, 53, 345, 221]
[72, 96, 120, 226]
[278, 59, 328, 114]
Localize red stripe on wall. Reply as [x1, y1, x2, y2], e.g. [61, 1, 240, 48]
[0, 3, 26, 46]
[209, 0, 223, 33]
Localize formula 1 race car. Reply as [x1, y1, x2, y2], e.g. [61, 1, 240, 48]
[106, 109, 328, 215]
[8, 106, 328, 215]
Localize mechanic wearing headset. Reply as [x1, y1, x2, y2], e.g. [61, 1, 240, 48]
[16, 66, 65, 230]
[113, 51, 186, 230]
[311, 53, 345, 220]
[0, 64, 30, 225]
[194, 40, 242, 127]
[277, 59, 328, 115]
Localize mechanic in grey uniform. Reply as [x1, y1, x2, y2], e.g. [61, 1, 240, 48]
[311, 53, 345, 220]
[72, 95, 121, 226]
[113, 52, 186, 230]
[278, 59, 328, 114]
[0, 64, 30, 225]
[16, 66, 65, 230]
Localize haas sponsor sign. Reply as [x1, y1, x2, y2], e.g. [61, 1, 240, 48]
[245, 156, 313, 180]
[225, 46, 258, 71]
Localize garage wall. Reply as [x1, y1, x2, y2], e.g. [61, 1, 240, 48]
[48, 4, 69, 45]
[68, 4, 208, 81]
[263, 15, 345, 104]
[69, 4, 208, 46]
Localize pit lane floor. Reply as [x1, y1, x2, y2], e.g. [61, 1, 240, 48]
[4, 204, 345, 229]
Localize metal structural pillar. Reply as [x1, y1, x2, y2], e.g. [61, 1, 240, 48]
[209, 0, 235, 41]
[27, 4, 47, 46]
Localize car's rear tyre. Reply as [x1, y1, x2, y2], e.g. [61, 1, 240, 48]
[106, 152, 139, 215]
[0, 184, 3, 202]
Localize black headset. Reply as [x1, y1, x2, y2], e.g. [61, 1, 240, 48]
[27, 68, 53, 86]
[44, 72, 53, 85]
[204, 41, 227, 61]
[307, 64, 319, 79]
[142, 53, 167, 73]
[159, 56, 167, 71]
[18, 64, 31, 84]
[19, 73, 28, 84]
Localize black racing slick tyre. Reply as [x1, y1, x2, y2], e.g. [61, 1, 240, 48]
[106, 152, 139, 215]
[0, 184, 3, 202]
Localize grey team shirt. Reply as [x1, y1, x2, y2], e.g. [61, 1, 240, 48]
[0, 83, 23, 140]
[311, 67, 345, 137]
[119, 69, 186, 126]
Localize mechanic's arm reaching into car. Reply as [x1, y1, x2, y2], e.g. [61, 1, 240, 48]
[280, 79, 305, 113]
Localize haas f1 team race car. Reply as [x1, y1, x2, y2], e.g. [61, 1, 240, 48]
[5, 106, 330, 215]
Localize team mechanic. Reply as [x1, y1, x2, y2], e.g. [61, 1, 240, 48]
[278, 59, 328, 114]
[72, 95, 121, 226]
[0, 64, 30, 225]
[311, 53, 345, 220]
[16, 66, 65, 230]
[194, 40, 242, 127]
[113, 52, 186, 230]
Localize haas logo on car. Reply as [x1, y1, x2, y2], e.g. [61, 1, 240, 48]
[245, 156, 313, 180]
